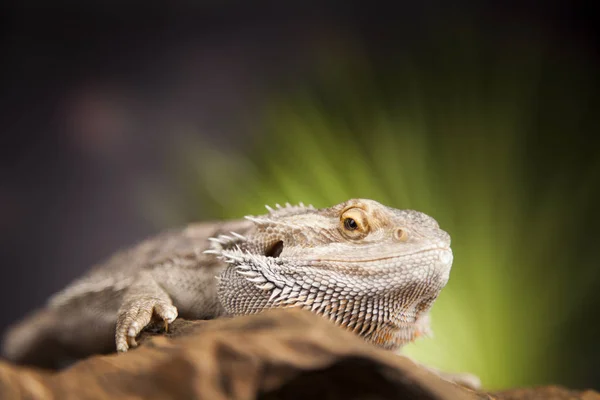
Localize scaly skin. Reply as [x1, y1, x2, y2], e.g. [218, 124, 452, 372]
[1, 199, 453, 369]
[214, 199, 453, 350]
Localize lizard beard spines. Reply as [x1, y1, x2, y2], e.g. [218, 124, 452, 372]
[218, 249, 318, 311]
[222, 249, 292, 293]
[217, 253, 443, 351]
[206, 232, 247, 255]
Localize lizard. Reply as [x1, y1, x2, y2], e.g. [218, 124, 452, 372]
[1, 198, 455, 372]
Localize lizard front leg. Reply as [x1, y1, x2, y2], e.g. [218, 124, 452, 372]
[115, 271, 178, 352]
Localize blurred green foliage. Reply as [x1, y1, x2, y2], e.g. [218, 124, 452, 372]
[172, 32, 599, 389]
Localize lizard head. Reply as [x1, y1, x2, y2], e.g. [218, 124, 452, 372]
[212, 198, 453, 350]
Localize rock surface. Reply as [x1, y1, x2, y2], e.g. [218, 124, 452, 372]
[0, 309, 597, 400]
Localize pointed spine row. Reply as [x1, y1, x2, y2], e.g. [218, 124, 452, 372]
[243, 202, 317, 225]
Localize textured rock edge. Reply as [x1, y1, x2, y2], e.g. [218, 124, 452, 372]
[0, 309, 596, 400]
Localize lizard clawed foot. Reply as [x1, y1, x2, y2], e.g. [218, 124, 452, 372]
[115, 298, 178, 353]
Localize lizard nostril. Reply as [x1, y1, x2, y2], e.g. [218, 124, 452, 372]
[394, 228, 409, 242]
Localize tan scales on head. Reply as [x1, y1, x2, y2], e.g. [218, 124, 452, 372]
[213, 198, 453, 350]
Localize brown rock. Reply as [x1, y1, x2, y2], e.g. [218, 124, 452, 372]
[491, 386, 600, 400]
[0, 309, 596, 400]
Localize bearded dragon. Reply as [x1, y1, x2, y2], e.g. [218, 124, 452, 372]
[2, 199, 454, 371]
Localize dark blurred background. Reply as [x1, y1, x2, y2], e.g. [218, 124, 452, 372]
[1, 0, 599, 390]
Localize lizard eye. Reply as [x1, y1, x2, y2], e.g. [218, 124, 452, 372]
[344, 218, 358, 230]
[340, 208, 370, 239]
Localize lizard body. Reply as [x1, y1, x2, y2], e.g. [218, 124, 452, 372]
[1, 199, 453, 368]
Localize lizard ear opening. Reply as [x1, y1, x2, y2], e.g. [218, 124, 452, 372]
[265, 241, 284, 258]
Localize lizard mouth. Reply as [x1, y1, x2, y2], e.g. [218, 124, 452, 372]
[310, 246, 452, 264]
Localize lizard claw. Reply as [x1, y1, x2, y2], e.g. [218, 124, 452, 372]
[115, 299, 178, 353]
